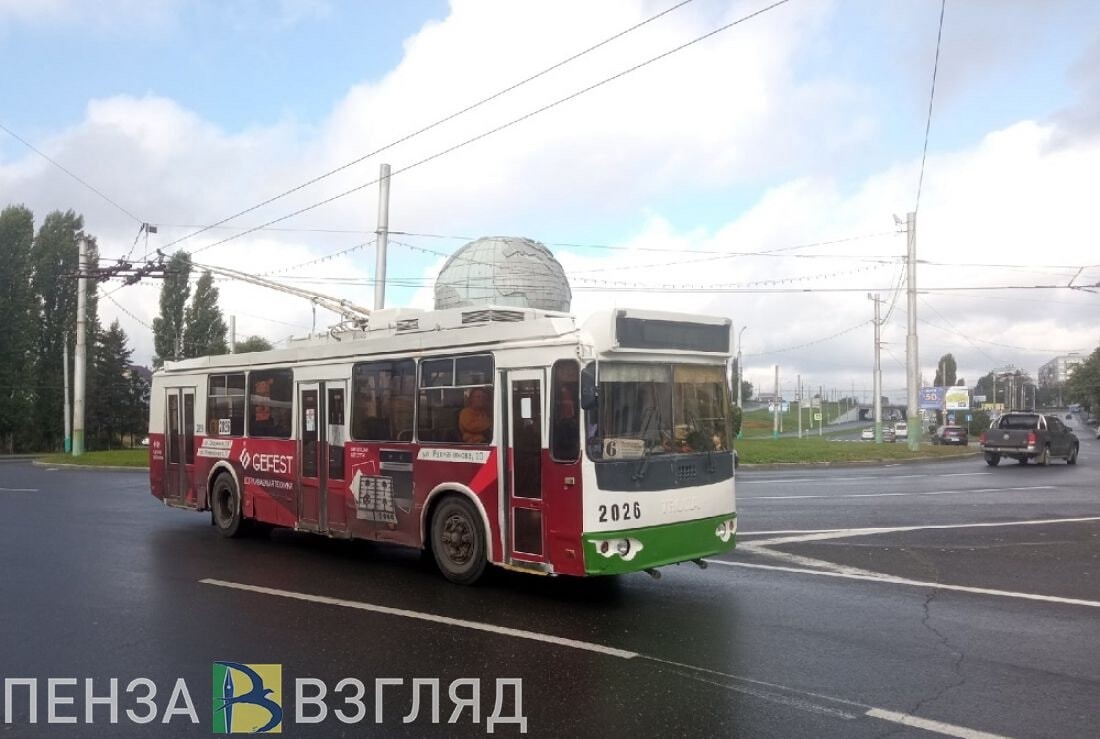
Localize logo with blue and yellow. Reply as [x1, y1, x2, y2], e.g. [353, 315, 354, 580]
[212, 662, 283, 734]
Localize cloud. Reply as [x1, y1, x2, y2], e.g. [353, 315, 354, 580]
[1, 0, 1098, 400]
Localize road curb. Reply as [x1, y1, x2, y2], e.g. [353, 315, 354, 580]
[31, 460, 149, 472]
[740, 451, 980, 470]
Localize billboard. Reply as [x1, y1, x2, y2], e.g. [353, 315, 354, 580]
[945, 387, 970, 410]
[919, 386, 945, 410]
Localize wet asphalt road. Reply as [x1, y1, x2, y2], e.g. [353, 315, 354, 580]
[1, 435, 1098, 737]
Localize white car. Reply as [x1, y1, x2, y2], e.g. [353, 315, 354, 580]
[861, 427, 874, 441]
[894, 422, 909, 439]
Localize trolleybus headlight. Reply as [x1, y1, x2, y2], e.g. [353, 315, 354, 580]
[599, 540, 610, 554]
[616, 539, 631, 556]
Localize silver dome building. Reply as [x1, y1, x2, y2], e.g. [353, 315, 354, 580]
[433, 236, 572, 312]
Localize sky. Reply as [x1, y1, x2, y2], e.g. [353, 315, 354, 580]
[2, 0, 1099, 403]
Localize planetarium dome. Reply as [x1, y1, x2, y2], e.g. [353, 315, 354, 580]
[433, 236, 572, 312]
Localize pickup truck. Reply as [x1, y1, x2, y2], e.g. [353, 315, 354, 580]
[979, 412, 1079, 466]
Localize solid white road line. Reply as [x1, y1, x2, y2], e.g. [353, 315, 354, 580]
[202, 578, 1010, 736]
[0, 487, 38, 492]
[742, 484, 1054, 501]
[747, 515, 1100, 547]
[705, 560, 1100, 608]
[864, 708, 1009, 739]
[200, 578, 638, 658]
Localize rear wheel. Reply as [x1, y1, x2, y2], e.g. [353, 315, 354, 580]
[1038, 445, 1051, 466]
[430, 495, 487, 585]
[1067, 444, 1078, 465]
[984, 453, 1000, 467]
[212, 474, 244, 538]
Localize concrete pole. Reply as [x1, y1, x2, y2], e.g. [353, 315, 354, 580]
[63, 333, 72, 453]
[373, 163, 391, 311]
[872, 293, 883, 444]
[905, 211, 920, 450]
[772, 365, 779, 439]
[736, 326, 746, 439]
[73, 236, 87, 456]
[797, 374, 803, 439]
[229, 315, 236, 353]
[818, 385, 824, 436]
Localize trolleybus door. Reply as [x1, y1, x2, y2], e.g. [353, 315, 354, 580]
[503, 369, 548, 564]
[324, 381, 348, 534]
[298, 382, 324, 531]
[163, 387, 195, 506]
[298, 380, 349, 533]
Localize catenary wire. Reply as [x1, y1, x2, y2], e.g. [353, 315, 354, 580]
[173, 0, 794, 260]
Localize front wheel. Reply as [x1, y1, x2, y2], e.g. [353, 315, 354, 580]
[984, 452, 1000, 467]
[212, 474, 244, 538]
[1067, 445, 1078, 465]
[430, 496, 487, 585]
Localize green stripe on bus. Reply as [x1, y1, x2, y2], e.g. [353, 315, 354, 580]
[582, 513, 736, 576]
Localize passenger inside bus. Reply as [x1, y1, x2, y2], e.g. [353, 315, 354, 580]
[459, 387, 493, 444]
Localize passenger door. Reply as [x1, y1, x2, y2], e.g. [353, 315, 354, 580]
[324, 382, 348, 534]
[298, 382, 323, 530]
[163, 387, 195, 506]
[502, 369, 547, 565]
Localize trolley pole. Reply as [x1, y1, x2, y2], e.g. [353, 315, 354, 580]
[905, 211, 920, 450]
[374, 163, 391, 311]
[73, 235, 87, 457]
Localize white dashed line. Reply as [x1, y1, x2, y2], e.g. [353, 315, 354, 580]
[742, 485, 1054, 501]
[200, 577, 1012, 736]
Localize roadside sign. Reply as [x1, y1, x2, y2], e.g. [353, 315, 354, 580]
[813, 412, 822, 421]
[966, 414, 972, 422]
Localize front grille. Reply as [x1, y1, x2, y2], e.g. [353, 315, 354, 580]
[675, 463, 698, 482]
[461, 309, 527, 325]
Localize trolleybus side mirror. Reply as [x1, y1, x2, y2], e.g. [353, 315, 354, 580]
[580, 364, 598, 410]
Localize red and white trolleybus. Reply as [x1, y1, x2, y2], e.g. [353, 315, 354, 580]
[148, 306, 737, 583]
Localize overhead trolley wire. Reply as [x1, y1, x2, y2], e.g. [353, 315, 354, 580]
[173, 0, 794, 260]
[156, 0, 701, 254]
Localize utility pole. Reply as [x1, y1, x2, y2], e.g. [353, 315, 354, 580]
[772, 365, 780, 439]
[736, 326, 746, 438]
[818, 384, 824, 436]
[63, 334, 71, 453]
[870, 293, 883, 444]
[374, 163, 391, 311]
[229, 315, 236, 353]
[905, 211, 920, 450]
[73, 236, 88, 456]
[797, 374, 803, 439]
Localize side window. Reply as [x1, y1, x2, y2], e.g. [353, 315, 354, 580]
[550, 360, 580, 462]
[249, 369, 293, 439]
[208, 373, 246, 437]
[418, 355, 494, 444]
[352, 360, 416, 441]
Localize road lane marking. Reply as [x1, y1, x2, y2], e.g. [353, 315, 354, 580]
[705, 561, 1100, 608]
[0, 487, 38, 492]
[865, 709, 1008, 739]
[200, 578, 638, 658]
[942, 472, 991, 477]
[201, 578, 1012, 736]
[745, 515, 1100, 546]
[742, 485, 1054, 501]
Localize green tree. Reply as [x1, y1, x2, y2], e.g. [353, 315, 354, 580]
[933, 353, 958, 386]
[153, 251, 192, 367]
[0, 205, 37, 452]
[1066, 347, 1100, 412]
[29, 211, 99, 451]
[235, 335, 273, 353]
[87, 321, 135, 449]
[182, 269, 228, 357]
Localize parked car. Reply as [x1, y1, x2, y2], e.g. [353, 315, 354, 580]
[979, 412, 1079, 466]
[883, 427, 897, 442]
[861, 427, 874, 441]
[932, 425, 968, 445]
[894, 421, 908, 440]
